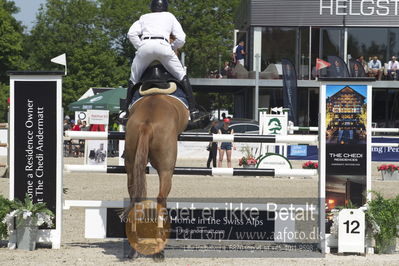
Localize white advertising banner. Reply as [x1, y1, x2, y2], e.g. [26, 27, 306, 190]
[88, 110, 109, 125]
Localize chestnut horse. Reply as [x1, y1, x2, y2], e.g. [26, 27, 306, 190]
[124, 94, 188, 258]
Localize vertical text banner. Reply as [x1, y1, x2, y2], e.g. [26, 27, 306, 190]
[14, 81, 58, 224]
[321, 83, 371, 234]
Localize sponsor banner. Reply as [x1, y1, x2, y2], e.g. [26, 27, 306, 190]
[257, 153, 292, 170]
[321, 83, 371, 235]
[289, 145, 308, 157]
[13, 81, 58, 226]
[85, 140, 107, 165]
[262, 114, 287, 136]
[75, 111, 88, 124]
[88, 110, 109, 125]
[282, 59, 298, 124]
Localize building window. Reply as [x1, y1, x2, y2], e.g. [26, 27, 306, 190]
[347, 28, 388, 63]
[261, 27, 296, 67]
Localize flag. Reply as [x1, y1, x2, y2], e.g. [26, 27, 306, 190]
[51, 53, 66, 66]
[316, 58, 331, 71]
[51, 53, 67, 75]
[281, 58, 298, 125]
[349, 59, 366, 77]
[327, 56, 350, 78]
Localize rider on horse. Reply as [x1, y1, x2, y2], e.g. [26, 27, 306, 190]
[124, 0, 200, 122]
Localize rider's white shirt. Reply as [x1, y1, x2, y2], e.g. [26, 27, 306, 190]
[128, 12, 186, 50]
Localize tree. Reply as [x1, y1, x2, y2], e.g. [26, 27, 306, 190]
[0, 0, 24, 83]
[0, 0, 25, 122]
[170, 0, 241, 77]
[99, 0, 241, 77]
[24, 0, 128, 111]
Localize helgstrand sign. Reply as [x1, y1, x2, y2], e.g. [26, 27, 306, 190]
[320, 0, 399, 16]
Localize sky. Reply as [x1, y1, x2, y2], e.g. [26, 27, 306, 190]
[12, 0, 46, 32]
[326, 85, 368, 103]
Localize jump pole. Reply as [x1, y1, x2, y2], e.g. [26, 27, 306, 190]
[63, 164, 317, 178]
[64, 131, 319, 145]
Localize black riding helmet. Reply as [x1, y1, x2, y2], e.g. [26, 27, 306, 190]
[151, 0, 168, 12]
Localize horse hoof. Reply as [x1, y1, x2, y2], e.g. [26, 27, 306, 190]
[126, 248, 139, 260]
[152, 250, 165, 262]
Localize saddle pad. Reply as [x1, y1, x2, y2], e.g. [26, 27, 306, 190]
[130, 87, 188, 110]
[139, 82, 177, 96]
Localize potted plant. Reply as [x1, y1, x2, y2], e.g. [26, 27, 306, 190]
[2, 195, 54, 251]
[0, 195, 14, 240]
[238, 146, 258, 168]
[365, 191, 399, 254]
[302, 161, 318, 169]
[377, 164, 399, 180]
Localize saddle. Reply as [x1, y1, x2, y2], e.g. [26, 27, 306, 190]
[137, 62, 181, 96]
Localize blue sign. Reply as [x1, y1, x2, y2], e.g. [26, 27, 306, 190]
[289, 145, 308, 157]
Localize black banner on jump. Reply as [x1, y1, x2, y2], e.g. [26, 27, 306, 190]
[14, 81, 57, 227]
[106, 208, 275, 241]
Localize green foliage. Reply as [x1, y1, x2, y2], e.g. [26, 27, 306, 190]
[366, 191, 399, 253]
[24, 0, 129, 113]
[171, 0, 241, 77]
[0, 0, 25, 83]
[0, 83, 9, 122]
[0, 195, 13, 239]
[3, 194, 54, 233]
[3, 0, 240, 116]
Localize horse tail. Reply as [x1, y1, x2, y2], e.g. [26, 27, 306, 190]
[132, 122, 152, 202]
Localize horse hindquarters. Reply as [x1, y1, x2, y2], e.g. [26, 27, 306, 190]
[126, 122, 153, 202]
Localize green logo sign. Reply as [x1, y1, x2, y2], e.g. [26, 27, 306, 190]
[268, 118, 282, 134]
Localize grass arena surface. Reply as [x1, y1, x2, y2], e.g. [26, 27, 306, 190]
[0, 156, 398, 265]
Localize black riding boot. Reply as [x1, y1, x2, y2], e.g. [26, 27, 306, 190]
[125, 80, 135, 113]
[180, 75, 200, 121]
[119, 80, 135, 125]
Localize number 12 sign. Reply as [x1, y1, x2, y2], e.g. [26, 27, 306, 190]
[338, 209, 365, 254]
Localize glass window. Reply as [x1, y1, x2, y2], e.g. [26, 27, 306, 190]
[347, 28, 388, 63]
[388, 28, 399, 58]
[321, 28, 344, 59]
[230, 124, 246, 133]
[299, 27, 310, 80]
[261, 27, 297, 66]
[246, 125, 259, 132]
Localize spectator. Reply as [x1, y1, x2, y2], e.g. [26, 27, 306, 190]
[233, 41, 246, 66]
[80, 120, 89, 131]
[387, 56, 399, 80]
[72, 120, 82, 131]
[218, 118, 235, 168]
[356, 56, 369, 73]
[351, 62, 361, 77]
[328, 60, 347, 77]
[221, 113, 227, 120]
[368, 56, 383, 80]
[220, 61, 232, 78]
[63, 119, 71, 131]
[71, 120, 82, 157]
[206, 119, 218, 168]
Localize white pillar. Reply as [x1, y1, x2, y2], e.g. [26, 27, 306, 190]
[253, 27, 262, 71]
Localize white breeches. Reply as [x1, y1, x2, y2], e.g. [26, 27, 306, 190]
[130, 40, 186, 84]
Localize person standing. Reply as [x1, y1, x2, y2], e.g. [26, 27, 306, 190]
[206, 119, 218, 168]
[234, 41, 246, 66]
[218, 118, 235, 168]
[125, 0, 199, 121]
